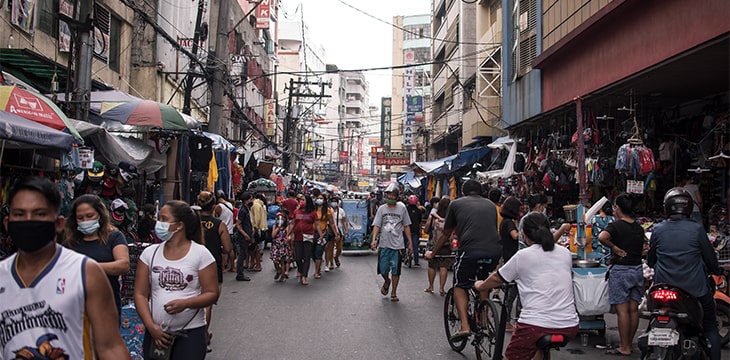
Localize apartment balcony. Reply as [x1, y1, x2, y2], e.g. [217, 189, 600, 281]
[346, 83, 366, 94]
[345, 99, 363, 109]
[432, 65, 447, 97]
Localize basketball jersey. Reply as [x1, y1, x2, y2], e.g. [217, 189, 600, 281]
[0, 246, 92, 360]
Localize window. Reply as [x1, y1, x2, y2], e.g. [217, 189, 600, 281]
[512, 0, 537, 78]
[94, 4, 110, 63]
[37, 0, 58, 37]
[108, 16, 121, 72]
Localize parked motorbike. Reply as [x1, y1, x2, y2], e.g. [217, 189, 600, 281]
[638, 284, 710, 359]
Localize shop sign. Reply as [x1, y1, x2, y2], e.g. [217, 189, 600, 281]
[264, 99, 276, 136]
[256, 0, 271, 29]
[627, 180, 644, 194]
[339, 151, 348, 163]
[375, 151, 410, 166]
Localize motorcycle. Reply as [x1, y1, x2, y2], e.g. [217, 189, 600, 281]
[638, 284, 710, 359]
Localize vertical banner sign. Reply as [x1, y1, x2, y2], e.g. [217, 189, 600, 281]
[357, 137, 363, 168]
[402, 50, 415, 147]
[256, 0, 271, 29]
[380, 98, 392, 150]
[58, 0, 74, 52]
[339, 151, 349, 163]
[12, 0, 35, 34]
[264, 99, 276, 136]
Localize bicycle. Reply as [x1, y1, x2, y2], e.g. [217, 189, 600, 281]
[439, 255, 500, 360]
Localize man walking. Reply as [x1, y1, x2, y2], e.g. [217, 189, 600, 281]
[370, 184, 413, 302]
[0, 176, 130, 359]
[425, 180, 502, 341]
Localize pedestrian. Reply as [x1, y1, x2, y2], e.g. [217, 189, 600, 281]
[197, 191, 232, 352]
[590, 200, 614, 254]
[234, 192, 254, 281]
[423, 196, 453, 296]
[598, 193, 645, 356]
[313, 192, 336, 277]
[270, 210, 292, 281]
[250, 193, 268, 272]
[406, 195, 425, 267]
[474, 212, 579, 360]
[649, 188, 721, 360]
[370, 183, 414, 302]
[281, 190, 299, 220]
[425, 179, 501, 340]
[681, 176, 704, 225]
[213, 190, 235, 272]
[288, 195, 320, 285]
[499, 196, 522, 263]
[63, 194, 130, 319]
[0, 176, 130, 359]
[488, 188, 503, 232]
[326, 196, 347, 269]
[133, 200, 219, 360]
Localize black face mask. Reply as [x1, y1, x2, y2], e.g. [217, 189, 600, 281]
[7, 221, 57, 252]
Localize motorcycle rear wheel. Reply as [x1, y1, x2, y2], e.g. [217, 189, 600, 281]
[717, 300, 730, 346]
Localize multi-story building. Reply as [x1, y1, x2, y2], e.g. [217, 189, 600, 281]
[339, 70, 369, 189]
[392, 14, 432, 162]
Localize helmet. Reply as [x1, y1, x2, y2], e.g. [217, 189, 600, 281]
[408, 195, 418, 205]
[663, 187, 693, 216]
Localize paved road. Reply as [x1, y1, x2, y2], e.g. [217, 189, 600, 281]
[205, 250, 727, 360]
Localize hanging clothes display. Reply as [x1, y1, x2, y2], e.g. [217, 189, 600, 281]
[207, 149, 218, 191]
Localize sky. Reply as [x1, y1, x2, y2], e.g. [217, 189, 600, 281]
[279, 0, 432, 105]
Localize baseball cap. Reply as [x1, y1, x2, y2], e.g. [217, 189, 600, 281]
[110, 198, 129, 223]
[118, 161, 138, 182]
[88, 161, 104, 178]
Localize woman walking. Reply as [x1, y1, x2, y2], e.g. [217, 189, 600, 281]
[313, 193, 336, 278]
[270, 210, 292, 281]
[598, 194, 645, 356]
[288, 196, 320, 285]
[423, 197, 453, 296]
[134, 200, 219, 360]
[64, 194, 130, 319]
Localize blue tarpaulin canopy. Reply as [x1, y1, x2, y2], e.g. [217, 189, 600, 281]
[434, 147, 491, 175]
[411, 154, 457, 174]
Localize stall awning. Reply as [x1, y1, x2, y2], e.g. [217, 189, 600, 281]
[411, 154, 457, 174]
[434, 147, 491, 175]
[0, 110, 75, 150]
[397, 171, 425, 188]
[0, 48, 111, 94]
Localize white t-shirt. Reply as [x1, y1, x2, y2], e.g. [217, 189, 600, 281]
[373, 203, 411, 249]
[333, 207, 347, 235]
[139, 242, 216, 331]
[498, 244, 579, 329]
[217, 201, 235, 234]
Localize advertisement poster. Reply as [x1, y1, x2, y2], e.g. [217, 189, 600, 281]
[11, 0, 35, 34]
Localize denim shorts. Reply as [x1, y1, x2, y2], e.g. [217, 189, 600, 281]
[608, 264, 644, 305]
[377, 248, 402, 276]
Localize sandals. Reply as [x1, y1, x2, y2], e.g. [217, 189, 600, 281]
[424, 288, 434, 293]
[314, 273, 322, 279]
[300, 277, 309, 285]
[335, 258, 341, 267]
[390, 295, 399, 302]
[605, 349, 632, 356]
[440, 290, 447, 296]
[380, 279, 391, 295]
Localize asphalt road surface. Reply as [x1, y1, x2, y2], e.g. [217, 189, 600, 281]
[206, 250, 728, 360]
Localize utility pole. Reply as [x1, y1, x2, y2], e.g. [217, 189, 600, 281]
[72, 0, 93, 121]
[207, 0, 230, 134]
[282, 79, 331, 174]
[182, 0, 206, 115]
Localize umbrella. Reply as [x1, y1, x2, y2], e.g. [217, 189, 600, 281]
[100, 99, 189, 130]
[0, 85, 82, 140]
[0, 110, 75, 150]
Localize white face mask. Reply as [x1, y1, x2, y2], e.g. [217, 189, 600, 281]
[154, 221, 178, 242]
[315, 199, 324, 206]
[77, 219, 101, 235]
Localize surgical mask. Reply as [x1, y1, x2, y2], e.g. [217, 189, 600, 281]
[277, 218, 284, 227]
[8, 221, 57, 252]
[385, 199, 397, 205]
[330, 202, 338, 208]
[77, 219, 101, 235]
[315, 199, 324, 206]
[154, 221, 178, 242]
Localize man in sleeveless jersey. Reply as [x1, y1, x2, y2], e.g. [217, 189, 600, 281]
[0, 176, 130, 359]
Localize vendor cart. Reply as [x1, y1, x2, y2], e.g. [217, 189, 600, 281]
[340, 198, 371, 255]
[573, 266, 610, 344]
[247, 178, 278, 204]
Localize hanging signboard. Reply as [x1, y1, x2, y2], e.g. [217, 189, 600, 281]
[255, 0, 271, 29]
[627, 180, 645, 194]
[375, 151, 410, 166]
[264, 99, 276, 136]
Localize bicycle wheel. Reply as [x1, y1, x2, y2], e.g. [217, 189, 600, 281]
[443, 287, 468, 352]
[474, 299, 499, 360]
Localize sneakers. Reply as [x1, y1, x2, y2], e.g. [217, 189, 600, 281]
[324, 265, 330, 272]
[236, 275, 251, 281]
[274, 273, 281, 281]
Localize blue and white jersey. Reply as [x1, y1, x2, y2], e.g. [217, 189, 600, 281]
[0, 246, 92, 360]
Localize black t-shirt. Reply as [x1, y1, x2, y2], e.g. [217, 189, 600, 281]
[237, 205, 253, 237]
[68, 230, 127, 312]
[444, 195, 501, 254]
[407, 205, 422, 236]
[189, 136, 213, 171]
[500, 218, 519, 262]
[606, 219, 645, 266]
[201, 215, 223, 282]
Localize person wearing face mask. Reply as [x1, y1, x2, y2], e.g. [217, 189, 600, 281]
[269, 210, 292, 281]
[0, 176, 131, 359]
[134, 200, 219, 360]
[234, 192, 255, 281]
[327, 197, 347, 269]
[518, 193, 571, 248]
[313, 193, 337, 277]
[63, 194, 130, 319]
[371, 183, 413, 302]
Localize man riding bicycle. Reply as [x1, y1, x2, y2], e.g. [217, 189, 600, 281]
[425, 180, 501, 342]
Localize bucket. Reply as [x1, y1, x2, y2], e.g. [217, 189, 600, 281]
[563, 205, 577, 222]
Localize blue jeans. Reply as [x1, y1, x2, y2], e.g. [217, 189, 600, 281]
[409, 235, 420, 265]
